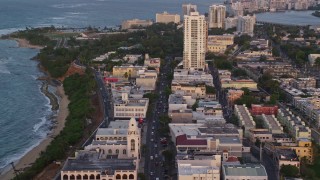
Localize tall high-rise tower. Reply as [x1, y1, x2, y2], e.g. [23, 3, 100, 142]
[182, 3, 197, 16]
[183, 12, 207, 70]
[209, 5, 226, 29]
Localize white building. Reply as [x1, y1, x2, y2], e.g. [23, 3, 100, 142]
[237, 15, 256, 36]
[156, 11, 180, 24]
[178, 155, 221, 180]
[135, 69, 158, 90]
[183, 12, 207, 70]
[225, 17, 238, 30]
[123, 54, 142, 64]
[222, 164, 268, 180]
[61, 118, 141, 180]
[209, 5, 226, 29]
[114, 93, 149, 119]
[182, 4, 197, 16]
[173, 69, 214, 86]
[231, 1, 244, 16]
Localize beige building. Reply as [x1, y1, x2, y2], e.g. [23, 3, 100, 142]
[156, 11, 180, 24]
[114, 93, 149, 119]
[291, 77, 317, 90]
[249, 129, 273, 143]
[61, 118, 140, 180]
[169, 109, 193, 123]
[121, 19, 153, 30]
[183, 12, 207, 70]
[221, 79, 257, 89]
[178, 155, 221, 180]
[207, 34, 234, 53]
[135, 69, 157, 90]
[173, 69, 214, 86]
[209, 5, 226, 29]
[227, 89, 244, 105]
[171, 82, 206, 99]
[112, 65, 145, 78]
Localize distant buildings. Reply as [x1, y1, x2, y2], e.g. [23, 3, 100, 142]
[156, 11, 180, 24]
[112, 65, 145, 78]
[251, 104, 278, 116]
[121, 19, 153, 30]
[208, 5, 226, 29]
[182, 3, 197, 16]
[183, 12, 207, 70]
[237, 15, 256, 36]
[225, 17, 238, 30]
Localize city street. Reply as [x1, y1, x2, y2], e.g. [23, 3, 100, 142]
[144, 57, 174, 180]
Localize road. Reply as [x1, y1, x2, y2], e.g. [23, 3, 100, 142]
[144, 57, 174, 180]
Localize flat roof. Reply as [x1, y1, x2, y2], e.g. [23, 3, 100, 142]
[61, 151, 136, 172]
[178, 163, 219, 175]
[263, 115, 282, 131]
[235, 105, 255, 127]
[223, 164, 267, 177]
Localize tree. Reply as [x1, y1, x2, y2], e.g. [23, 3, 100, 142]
[162, 150, 174, 162]
[315, 57, 320, 67]
[205, 85, 216, 94]
[280, 165, 299, 178]
[272, 47, 280, 57]
[259, 55, 267, 61]
[124, 72, 128, 78]
[192, 100, 199, 111]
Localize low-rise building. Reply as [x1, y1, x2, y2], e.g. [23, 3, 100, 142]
[250, 39, 269, 49]
[112, 65, 145, 78]
[135, 69, 157, 90]
[61, 118, 141, 180]
[261, 114, 283, 134]
[251, 104, 278, 116]
[169, 123, 243, 156]
[236, 49, 273, 61]
[171, 82, 206, 99]
[249, 129, 273, 143]
[168, 93, 189, 112]
[114, 93, 149, 119]
[221, 79, 257, 90]
[291, 77, 317, 90]
[123, 54, 142, 64]
[277, 108, 311, 141]
[222, 164, 268, 180]
[169, 109, 193, 123]
[173, 69, 214, 86]
[234, 105, 255, 137]
[207, 34, 234, 53]
[227, 89, 244, 106]
[178, 155, 221, 180]
[121, 19, 153, 30]
[294, 97, 320, 128]
[156, 11, 180, 24]
[144, 54, 161, 69]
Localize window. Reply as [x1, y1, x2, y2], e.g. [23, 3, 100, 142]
[108, 149, 112, 154]
[131, 139, 135, 151]
[123, 149, 127, 154]
[116, 149, 119, 154]
[123, 174, 128, 179]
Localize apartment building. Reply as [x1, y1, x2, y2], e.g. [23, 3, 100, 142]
[182, 3, 197, 16]
[173, 69, 214, 86]
[237, 15, 256, 36]
[261, 114, 283, 134]
[291, 77, 317, 90]
[183, 12, 207, 70]
[251, 104, 278, 116]
[294, 97, 320, 128]
[221, 79, 257, 89]
[208, 5, 226, 29]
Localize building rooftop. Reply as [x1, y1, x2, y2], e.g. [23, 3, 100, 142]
[263, 115, 282, 132]
[235, 105, 255, 127]
[223, 164, 268, 177]
[178, 163, 219, 175]
[61, 150, 136, 172]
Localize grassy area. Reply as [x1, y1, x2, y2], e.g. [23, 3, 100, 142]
[44, 32, 80, 39]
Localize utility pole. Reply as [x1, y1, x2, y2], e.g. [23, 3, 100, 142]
[259, 142, 263, 162]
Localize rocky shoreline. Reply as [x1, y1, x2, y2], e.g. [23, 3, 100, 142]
[40, 81, 59, 111]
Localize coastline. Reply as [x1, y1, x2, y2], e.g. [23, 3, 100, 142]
[14, 38, 44, 49]
[0, 85, 69, 180]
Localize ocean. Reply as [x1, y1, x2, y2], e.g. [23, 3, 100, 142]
[0, 0, 319, 173]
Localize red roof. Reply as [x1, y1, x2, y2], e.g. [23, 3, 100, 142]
[176, 135, 207, 146]
[226, 156, 239, 162]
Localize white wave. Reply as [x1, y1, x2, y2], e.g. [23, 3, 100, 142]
[67, 12, 86, 15]
[0, 57, 10, 74]
[33, 117, 47, 132]
[0, 27, 24, 36]
[52, 3, 90, 9]
[30, 75, 37, 80]
[51, 17, 66, 20]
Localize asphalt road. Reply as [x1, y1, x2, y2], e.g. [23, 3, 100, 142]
[144, 57, 173, 180]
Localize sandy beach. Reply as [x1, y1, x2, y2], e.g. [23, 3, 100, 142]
[0, 86, 69, 180]
[14, 38, 44, 49]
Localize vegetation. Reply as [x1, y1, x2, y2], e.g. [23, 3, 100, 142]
[208, 27, 236, 35]
[205, 85, 216, 94]
[232, 68, 247, 77]
[14, 71, 96, 179]
[159, 115, 172, 135]
[192, 100, 199, 111]
[9, 26, 56, 46]
[280, 164, 299, 178]
[208, 54, 233, 70]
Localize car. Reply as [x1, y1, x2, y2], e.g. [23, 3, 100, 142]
[155, 154, 158, 158]
[151, 139, 154, 142]
[151, 132, 154, 135]
[150, 156, 154, 160]
[154, 144, 158, 148]
[152, 126, 155, 130]
[150, 171, 154, 176]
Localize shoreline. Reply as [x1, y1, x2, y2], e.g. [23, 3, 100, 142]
[0, 85, 69, 180]
[14, 38, 44, 49]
